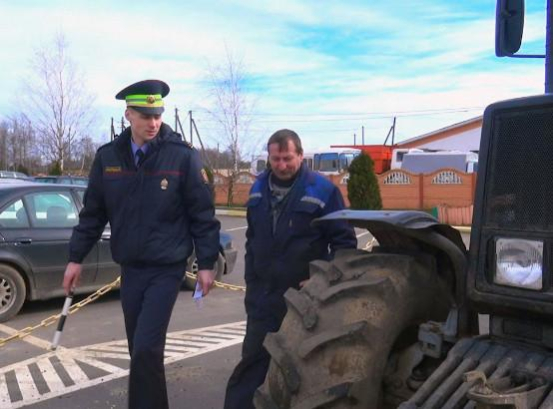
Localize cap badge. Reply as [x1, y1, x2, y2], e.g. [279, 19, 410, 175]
[161, 178, 169, 190]
[146, 95, 156, 104]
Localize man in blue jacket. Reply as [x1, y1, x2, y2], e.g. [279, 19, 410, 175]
[224, 129, 357, 409]
[62, 79, 220, 409]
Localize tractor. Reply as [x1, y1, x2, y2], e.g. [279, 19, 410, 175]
[255, 1, 553, 408]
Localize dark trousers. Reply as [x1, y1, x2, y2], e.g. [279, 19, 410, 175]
[120, 264, 184, 409]
[224, 315, 281, 409]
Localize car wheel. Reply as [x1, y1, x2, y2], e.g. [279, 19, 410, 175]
[183, 252, 225, 290]
[0, 265, 26, 322]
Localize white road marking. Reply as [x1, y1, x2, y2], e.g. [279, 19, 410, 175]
[15, 365, 40, 402]
[356, 231, 370, 238]
[0, 321, 246, 408]
[35, 357, 65, 392]
[225, 226, 247, 232]
[0, 323, 61, 351]
[0, 372, 11, 404]
[58, 356, 89, 385]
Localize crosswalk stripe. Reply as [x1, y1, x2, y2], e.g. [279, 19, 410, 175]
[35, 358, 65, 393]
[76, 355, 127, 374]
[169, 334, 225, 343]
[87, 345, 129, 353]
[57, 356, 91, 385]
[199, 331, 241, 339]
[78, 350, 130, 360]
[164, 345, 200, 353]
[165, 338, 220, 348]
[0, 321, 246, 407]
[204, 328, 247, 335]
[0, 376, 11, 407]
[14, 366, 40, 402]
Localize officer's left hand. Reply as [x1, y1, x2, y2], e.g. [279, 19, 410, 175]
[197, 269, 215, 296]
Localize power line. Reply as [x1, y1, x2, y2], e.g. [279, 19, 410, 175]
[190, 107, 483, 123]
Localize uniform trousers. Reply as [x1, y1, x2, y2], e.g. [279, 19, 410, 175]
[224, 314, 282, 409]
[120, 263, 184, 409]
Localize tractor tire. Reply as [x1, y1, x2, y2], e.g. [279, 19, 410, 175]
[254, 249, 453, 409]
[183, 252, 225, 290]
[0, 264, 26, 322]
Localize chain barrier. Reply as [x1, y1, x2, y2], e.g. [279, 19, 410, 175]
[0, 272, 245, 348]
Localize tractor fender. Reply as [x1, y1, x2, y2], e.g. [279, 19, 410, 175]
[314, 209, 473, 334]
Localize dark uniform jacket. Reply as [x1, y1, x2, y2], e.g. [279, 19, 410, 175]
[244, 164, 356, 321]
[69, 123, 220, 270]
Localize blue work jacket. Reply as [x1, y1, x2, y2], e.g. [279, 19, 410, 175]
[69, 124, 220, 270]
[244, 164, 356, 320]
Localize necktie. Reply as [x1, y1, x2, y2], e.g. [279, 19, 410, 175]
[135, 149, 145, 168]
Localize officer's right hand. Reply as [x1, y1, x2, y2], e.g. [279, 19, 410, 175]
[63, 262, 82, 295]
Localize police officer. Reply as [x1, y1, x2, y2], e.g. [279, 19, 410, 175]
[224, 129, 357, 409]
[62, 79, 220, 409]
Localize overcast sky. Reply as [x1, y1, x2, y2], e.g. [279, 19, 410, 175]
[0, 0, 547, 153]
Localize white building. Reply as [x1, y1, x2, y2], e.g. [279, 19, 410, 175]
[396, 116, 482, 152]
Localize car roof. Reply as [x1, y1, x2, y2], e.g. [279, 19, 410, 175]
[0, 182, 86, 192]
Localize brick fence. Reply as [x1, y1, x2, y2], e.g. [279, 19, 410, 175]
[213, 169, 476, 223]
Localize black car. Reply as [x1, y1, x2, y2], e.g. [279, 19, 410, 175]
[0, 182, 236, 322]
[33, 176, 89, 186]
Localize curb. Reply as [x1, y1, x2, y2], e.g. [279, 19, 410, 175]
[452, 226, 471, 233]
[216, 208, 247, 217]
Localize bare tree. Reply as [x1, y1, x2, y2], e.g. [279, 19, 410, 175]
[206, 49, 259, 205]
[0, 115, 41, 174]
[19, 33, 95, 172]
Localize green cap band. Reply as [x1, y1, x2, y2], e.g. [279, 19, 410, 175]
[125, 94, 164, 108]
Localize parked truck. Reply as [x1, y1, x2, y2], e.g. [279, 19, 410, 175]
[255, 1, 553, 408]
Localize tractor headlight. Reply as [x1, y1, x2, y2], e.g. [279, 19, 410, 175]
[494, 238, 544, 290]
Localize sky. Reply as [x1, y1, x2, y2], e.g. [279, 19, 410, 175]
[0, 0, 548, 155]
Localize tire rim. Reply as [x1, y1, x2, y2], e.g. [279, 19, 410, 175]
[0, 275, 16, 314]
[190, 258, 199, 277]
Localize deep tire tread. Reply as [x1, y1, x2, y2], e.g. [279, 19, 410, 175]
[292, 382, 353, 409]
[253, 389, 281, 409]
[263, 333, 301, 393]
[298, 321, 370, 359]
[257, 250, 452, 409]
[284, 289, 318, 330]
[318, 276, 394, 303]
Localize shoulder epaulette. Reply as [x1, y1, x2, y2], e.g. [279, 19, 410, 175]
[97, 140, 115, 152]
[167, 134, 194, 150]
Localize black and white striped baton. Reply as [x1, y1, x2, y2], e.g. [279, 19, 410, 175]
[50, 290, 74, 350]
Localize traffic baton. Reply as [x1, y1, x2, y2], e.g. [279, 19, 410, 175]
[50, 290, 74, 350]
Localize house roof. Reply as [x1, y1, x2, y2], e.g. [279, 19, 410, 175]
[396, 116, 483, 148]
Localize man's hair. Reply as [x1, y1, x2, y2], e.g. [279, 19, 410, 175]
[267, 129, 303, 155]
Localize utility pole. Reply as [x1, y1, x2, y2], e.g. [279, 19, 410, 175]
[189, 111, 193, 145]
[110, 117, 115, 141]
[362, 126, 365, 145]
[546, 0, 553, 92]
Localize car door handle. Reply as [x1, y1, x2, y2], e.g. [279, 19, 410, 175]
[16, 238, 32, 245]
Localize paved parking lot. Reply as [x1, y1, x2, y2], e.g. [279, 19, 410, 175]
[0, 213, 468, 408]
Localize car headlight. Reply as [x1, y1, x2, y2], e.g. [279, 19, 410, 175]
[494, 238, 543, 290]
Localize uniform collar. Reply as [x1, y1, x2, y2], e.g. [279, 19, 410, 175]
[130, 139, 149, 157]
